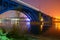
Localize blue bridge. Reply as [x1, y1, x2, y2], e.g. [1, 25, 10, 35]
[0, 0, 52, 35]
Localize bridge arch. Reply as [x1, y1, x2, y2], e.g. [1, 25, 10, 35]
[0, 0, 52, 35]
[0, 0, 40, 35]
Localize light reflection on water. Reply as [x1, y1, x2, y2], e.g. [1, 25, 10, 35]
[0, 10, 60, 40]
[0, 10, 30, 33]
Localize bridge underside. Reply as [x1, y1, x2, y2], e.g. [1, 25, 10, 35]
[0, 0, 52, 35]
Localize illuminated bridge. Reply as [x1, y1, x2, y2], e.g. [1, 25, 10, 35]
[0, 0, 53, 35]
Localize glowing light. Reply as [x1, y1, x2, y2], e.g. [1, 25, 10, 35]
[53, 18, 60, 31]
[55, 23, 60, 30]
[26, 18, 30, 21]
[40, 17, 44, 31]
[55, 17, 60, 19]
[26, 18, 30, 32]
[11, 18, 20, 21]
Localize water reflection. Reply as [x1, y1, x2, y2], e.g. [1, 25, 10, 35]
[0, 10, 30, 34]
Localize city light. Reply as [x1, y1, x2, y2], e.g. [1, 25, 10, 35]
[11, 18, 20, 21]
[0, 19, 4, 23]
[53, 18, 60, 31]
[40, 17, 44, 31]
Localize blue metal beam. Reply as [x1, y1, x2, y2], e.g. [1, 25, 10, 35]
[0, 0, 40, 21]
[0, 0, 53, 34]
